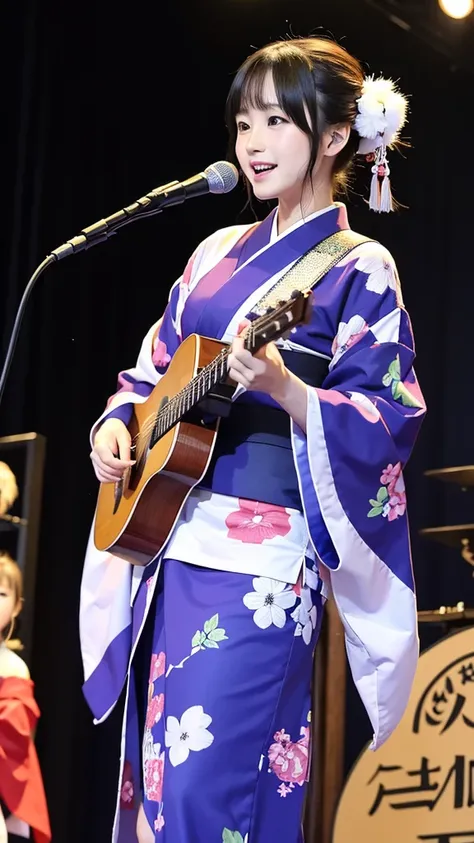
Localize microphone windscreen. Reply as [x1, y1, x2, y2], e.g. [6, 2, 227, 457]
[205, 161, 239, 194]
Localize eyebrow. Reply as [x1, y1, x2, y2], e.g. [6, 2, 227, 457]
[236, 101, 282, 115]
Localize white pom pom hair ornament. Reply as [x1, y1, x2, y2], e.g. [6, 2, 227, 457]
[354, 76, 408, 213]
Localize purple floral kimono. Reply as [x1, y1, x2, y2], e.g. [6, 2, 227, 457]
[79, 203, 425, 842]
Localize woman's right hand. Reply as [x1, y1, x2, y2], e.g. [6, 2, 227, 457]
[90, 418, 135, 483]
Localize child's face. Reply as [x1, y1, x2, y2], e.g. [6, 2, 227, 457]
[0, 576, 18, 639]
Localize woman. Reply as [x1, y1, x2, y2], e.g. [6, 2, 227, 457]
[82, 36, 426, 843]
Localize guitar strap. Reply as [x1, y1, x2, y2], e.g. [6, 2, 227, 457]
[199, 230, 374, 418]
[252, 229, 373, 315]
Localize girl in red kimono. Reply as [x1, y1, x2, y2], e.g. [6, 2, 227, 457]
[0, 552, 51, 843]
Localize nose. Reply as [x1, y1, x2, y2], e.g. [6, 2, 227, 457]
[245, 125, 266, 155]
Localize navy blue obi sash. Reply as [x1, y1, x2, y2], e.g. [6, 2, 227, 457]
[198, 351, 329, 510]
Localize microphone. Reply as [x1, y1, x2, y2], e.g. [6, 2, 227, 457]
[151, 161, 239, 208]
[50, 161, 239, 261]
[0, 162, 240, 409]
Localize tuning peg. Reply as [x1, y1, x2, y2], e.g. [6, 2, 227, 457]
[266, 306, 274, 314]
[290, 290, 302, 299]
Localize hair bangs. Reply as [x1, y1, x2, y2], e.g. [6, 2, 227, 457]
[226, 59, 270, 122]
[226, 49, 317, 134]
[0, 553, 22, 603]
[270, 56, 318, 136]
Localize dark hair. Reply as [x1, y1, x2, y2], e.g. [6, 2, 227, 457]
[225, 37, 364, 198]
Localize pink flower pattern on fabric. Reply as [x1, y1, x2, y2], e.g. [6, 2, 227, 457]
[150, 652, 166, 682]
[268, 726, 310, 791]
[225, 499, 291, 544]
[368, 461, 406, 521]
[146, 693, 164, 729]
[120, 760, 135, 809]
[144, 755, 164, 803]
[277, 783, 294, 797]
[152, 338, 171, 369]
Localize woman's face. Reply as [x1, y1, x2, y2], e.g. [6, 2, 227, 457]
[235, 71, 314, 206]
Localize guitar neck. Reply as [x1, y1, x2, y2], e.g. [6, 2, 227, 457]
[150, 295, 310, 443]
[152, 345, 230, 441]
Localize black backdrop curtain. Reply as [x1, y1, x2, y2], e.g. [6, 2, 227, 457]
[2, 1, 473, 840]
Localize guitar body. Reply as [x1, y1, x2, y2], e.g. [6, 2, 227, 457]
[94, 334, 226, 564]
[93, 289, 312, 565]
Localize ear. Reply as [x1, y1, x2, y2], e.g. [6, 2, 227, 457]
[322, 124, 351, 159]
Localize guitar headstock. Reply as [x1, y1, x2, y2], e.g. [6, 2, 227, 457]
[245, 290, 313, 354]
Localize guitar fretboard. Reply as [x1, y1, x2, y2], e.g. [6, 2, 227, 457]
[147, 295, 305, 448]
[150, 321, 260, 444]
[151, 347, 228, 442]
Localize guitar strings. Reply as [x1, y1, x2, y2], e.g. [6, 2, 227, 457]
[133, 299, 299, 452]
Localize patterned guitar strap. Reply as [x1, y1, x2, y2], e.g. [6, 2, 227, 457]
[252, 229, 373, 315]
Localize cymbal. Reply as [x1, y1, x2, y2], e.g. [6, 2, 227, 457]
[424, 465, 474, 487]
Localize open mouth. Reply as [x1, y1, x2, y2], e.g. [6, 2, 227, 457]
[251, 163, 277, 175]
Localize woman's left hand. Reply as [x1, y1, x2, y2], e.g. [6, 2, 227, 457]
[227, 319, 290, 399]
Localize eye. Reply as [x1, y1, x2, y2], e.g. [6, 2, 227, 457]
[268, 115, 287, 126]
[237, 120, 250, 132]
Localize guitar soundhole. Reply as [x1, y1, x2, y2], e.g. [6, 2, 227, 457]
[121, 395, 170, 496]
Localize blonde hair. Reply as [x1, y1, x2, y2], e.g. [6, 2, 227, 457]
[0, 461, 19, 516]
[0, 552, 23, 604]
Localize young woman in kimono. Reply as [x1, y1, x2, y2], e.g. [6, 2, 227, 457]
[83, 36, 426, 843]
[0, 553, 51, 843]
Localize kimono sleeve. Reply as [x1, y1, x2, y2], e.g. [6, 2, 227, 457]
[291, 242, 426, 750]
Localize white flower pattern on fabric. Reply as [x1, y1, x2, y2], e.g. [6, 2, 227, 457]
[291, 586, 317, 645]
[347, 391, 381, 420]
[243, 577, 297, 629]
[330, 314, 369, 369]
[363, 255, 397, 295]
[165, 705, 214, 767]
[339, 245, 399, 297]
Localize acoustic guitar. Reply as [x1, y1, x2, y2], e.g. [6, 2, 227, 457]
[94, 290, 312, 564]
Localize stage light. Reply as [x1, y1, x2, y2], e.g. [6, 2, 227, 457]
[439, 0, 473, 19]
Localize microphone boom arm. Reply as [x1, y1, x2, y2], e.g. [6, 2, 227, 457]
[50, 179, 180, 261]
[0, 160, 238, 407]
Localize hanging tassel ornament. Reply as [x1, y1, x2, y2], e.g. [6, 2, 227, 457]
[368, 146, 393, 213]
[369, 158, 381, 212]
[354, 75, 408, 213]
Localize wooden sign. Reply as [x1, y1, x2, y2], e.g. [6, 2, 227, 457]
[332, 627, 474, 843]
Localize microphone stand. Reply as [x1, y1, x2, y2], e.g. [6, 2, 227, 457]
[0, 179, 184, 409]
